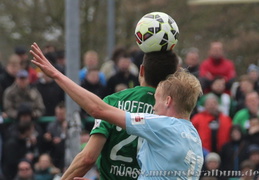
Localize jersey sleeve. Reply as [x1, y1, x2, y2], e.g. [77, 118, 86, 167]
[125, 112, 168, 145]
[90, 119, 113, 138]
[90, 96, 115, 138]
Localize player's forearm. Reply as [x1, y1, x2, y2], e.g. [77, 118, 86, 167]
[53, 73, 126, 128]
[54, 73, 101, 115]
[61, 152, 94, 180]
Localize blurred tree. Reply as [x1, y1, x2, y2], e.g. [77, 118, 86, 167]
[0, 0, 258, 75]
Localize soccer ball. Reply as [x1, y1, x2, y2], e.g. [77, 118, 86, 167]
[135, 12, 179, 53]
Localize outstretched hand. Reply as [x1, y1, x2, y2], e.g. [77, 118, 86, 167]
[30, 42, 60, 79]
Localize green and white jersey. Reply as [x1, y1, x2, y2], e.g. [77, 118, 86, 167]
[91, 86, 155, 180]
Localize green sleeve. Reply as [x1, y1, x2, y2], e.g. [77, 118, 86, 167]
[90, 96, 116, 138]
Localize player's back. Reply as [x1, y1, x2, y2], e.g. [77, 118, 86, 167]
[91, 86, 156, 180]
[130, 115, 204, 180]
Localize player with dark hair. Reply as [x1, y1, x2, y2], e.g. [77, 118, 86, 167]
[32, 43, 178, 180]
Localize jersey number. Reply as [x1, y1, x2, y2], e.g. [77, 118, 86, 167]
[184, 150, 203, 179]
[110, 126, 143, 162]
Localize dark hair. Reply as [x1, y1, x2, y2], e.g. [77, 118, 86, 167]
[17, 103, 33, 120]
[56, 101, 65, 109]
[18, 158, 33, 168]
[14, 46, 27, 55]
[143, 51, 178, 87]
[111, 46, 130, 64]
[44, 52, 57, 65]
[230, 124, 244, 141]
[18, 121, 32, 135]
[240, 160, 255, 170]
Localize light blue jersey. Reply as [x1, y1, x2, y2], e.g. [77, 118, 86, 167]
[126, 112, 204, 180]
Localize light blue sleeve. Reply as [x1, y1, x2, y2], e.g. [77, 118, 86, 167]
[125, 112, 170, 144]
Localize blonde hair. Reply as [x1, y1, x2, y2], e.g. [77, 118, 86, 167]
[83, 50, 98, 60]
[158, 68, 202, 117]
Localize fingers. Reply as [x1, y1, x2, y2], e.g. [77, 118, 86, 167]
[30, 50, 41, 65]
[30, 42, 46, 64]
[31, 59, 42, 68]
[73, 178, 91, 180]
[31, 43, 43, 58]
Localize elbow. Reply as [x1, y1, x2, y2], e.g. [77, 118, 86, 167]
[81, 153, 96, 167]
[88, 106, 104, 119]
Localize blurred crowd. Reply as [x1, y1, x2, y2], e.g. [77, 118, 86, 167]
[0, 41, 259, 180]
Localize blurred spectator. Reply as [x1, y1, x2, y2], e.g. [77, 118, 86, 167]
[35, 72, 65, 116]
[247, 144, 259, 171]
[115, 83, 128, 92]
[5, 103, 44, 154]
[100, 46, 139, 80]
[43, 52, 57, 66]
[192, 93, 232, 153]
[247, 64, 259, 92]
[200, 152, 221, 180]
[197, 76, 236, 117]
[43, 102, 67, 171]
[2, 69, 45, 120]
[80, 68, 106, 99]
[243, 117, 259, 151]
[105, 50, 139, 95]
[79, 130, 90, 151]
[183, 47, 200, 78]
[42, 44, 56, 55]
[129, 45, 144, 71]
[199, 41, 236, 93]
[247, 117, 259, 139]
[55, 50, 66, 74]
[80, 68, 106, 128]
[14, 159, 35, 180]
[79, 50, 106, 86]
[239, 160, 255, 180]
[34, 153, 60, 180]
[0, 54, 21, 109]
[233, 91, 259, 133]
[220, 125, 247, 172]
[0, 52, 4, 76]
[177, 55, 183, 69]
[232, 75, 254, 112]
[14, 46, 38, 84]
[3, 122, 35, 179]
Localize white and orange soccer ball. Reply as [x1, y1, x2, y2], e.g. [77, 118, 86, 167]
[135, 12, 179, 53]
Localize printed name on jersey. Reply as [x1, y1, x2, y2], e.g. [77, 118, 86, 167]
[131, 113, 145, 125]
[92, 119, 102, 129]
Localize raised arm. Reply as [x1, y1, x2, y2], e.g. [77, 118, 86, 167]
[30, 43, 126, 129]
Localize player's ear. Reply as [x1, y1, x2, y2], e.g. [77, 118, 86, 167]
[165, 96, 172, 107]
[139, 64, 145, 77]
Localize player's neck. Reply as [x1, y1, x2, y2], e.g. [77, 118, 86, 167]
[140, 81, 155, 88]
[166, 108, 190, 121]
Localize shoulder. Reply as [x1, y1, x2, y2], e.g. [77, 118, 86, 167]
[191, 112, 209, 120]
[219, 113, 232, 122]
[234, 108, 249, 116]
[200, 58, 210, 65]
[30, 87, 42, 96]
[4, 84, 16, 94]
[233, 109, 249, 121]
